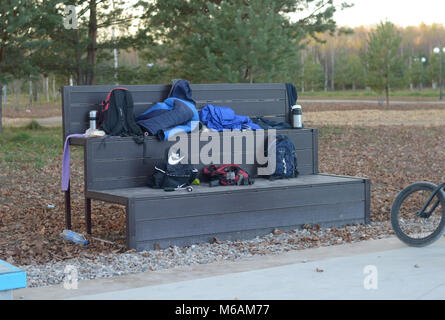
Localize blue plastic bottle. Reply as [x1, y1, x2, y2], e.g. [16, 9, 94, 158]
[62, 230, 88, 245]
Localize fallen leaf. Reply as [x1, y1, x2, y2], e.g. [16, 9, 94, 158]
[209, 237, 219, 244]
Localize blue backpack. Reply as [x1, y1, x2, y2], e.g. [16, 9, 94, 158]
[269, 134, 299, 179]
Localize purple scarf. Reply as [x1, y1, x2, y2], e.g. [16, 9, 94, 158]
[61, 134, 85, 191]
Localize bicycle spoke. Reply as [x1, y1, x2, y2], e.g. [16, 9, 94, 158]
[397, 189, 443, 240]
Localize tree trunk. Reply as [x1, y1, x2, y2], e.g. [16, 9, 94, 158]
[385, 85, 390, 108]
[330, 46, 335, 90]
[112, 0, 119, 85]
[2, 84, 6, 104]
[301, 53, 305, 93]
[74, 28, 83, 85]
[52, 76, 56, 101]
[29, 79, 33, 105]
[0, 80, 2, 134]
[324, 53, 328, 92]
[85, 0, 97, 85]
[33, 81, 38, 102]
[44, 76, 49, 102]
[46, 77, 50, 102]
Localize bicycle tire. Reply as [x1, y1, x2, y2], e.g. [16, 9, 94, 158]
[391, 182, 445, 247]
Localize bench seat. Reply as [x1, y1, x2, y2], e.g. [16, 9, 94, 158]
[62, 83, 371, 251]
[86, 175, 370, 251]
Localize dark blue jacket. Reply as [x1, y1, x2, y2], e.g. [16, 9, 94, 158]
[136, 80, 199, 140]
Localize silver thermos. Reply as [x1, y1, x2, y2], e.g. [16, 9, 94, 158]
[89, 110, 98, 130]
[291, 105, 302, 128]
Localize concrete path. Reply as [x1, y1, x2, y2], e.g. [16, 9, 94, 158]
[15, 237, 445, 300]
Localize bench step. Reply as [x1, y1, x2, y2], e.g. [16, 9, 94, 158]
[89, 174, 370, 251]
[0, 260, 27, 299]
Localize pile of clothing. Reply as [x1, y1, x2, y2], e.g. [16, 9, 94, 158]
[135, 79, 298, 138]
[136, 79, 199, 141]
[199, 104, 261, 131]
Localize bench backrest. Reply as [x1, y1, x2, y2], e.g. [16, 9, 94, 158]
[84, 129, 318, 190]
[62, 83, 290, 140]
[61, 83, 318, 191]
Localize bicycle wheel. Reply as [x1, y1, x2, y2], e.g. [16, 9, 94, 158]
[391, 182, 445, 247]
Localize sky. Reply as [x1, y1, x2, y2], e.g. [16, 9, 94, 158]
[334, 0, 445, 27]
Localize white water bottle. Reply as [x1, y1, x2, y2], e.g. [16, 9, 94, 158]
[291, 105, 303, 128]
[89, 110, 98, 130]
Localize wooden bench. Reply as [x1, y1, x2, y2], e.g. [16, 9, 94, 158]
[62, 83, 371, 251]
[0, 259, 26, 300]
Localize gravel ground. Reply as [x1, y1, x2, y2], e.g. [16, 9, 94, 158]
[22, 221, 395, 288]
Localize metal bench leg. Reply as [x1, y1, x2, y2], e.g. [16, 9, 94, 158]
[85, 198, 92, 235]
[65, 183, 72, 230]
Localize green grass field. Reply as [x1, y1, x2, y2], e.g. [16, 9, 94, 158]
[2, 93, 61, 108]
[0, 124, 82, 170]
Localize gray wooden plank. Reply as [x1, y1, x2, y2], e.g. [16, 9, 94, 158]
[134, 201, 365, 241]
[133, 182, 365, 222]
[88, 149, 313, 180]
[192, 89, 285, 101]
[196, 100, 286, 117]
[62, 86, 71, 141]
[84, 129, 316, 190]
[190, 83, 286, 91]
[364, 178, 371, 224]
[65, 102, 287, 136]
[86, 129, 314, 160]
[62, 83, 290, 138]
[127, 199, 136, 249]
[69, 91, 168, 105]
[312, 128, 319, 174]
[134, 217, 366, 250]
[86, 165, 315, 190]
[90, 175, 364, 200]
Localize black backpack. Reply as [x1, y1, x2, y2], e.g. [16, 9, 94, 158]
[267, 134, 299, 180]
[98, 88, 144, 143]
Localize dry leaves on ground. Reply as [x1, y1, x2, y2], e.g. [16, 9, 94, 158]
[0, 125, 444, 266]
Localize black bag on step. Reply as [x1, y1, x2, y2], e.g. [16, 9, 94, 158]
[148, 163, 198, 189]
[98, 88, 144, 143]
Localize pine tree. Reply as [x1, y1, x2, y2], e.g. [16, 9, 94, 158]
[34, 0, 139, 85]
[142, 0, 345, 83]
[182, 0, 300, 83]
[363, 22, 404, 107]
[0, 0, 61, 133]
